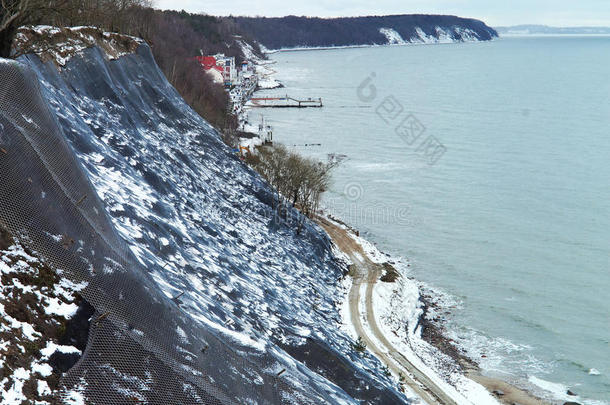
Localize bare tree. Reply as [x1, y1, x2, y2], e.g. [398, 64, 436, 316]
[0, 0, 153, 58]
[0, 0, 56, 57]
[247, 144, 337, 235]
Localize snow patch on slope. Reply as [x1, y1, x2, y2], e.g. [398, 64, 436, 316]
[0, 238, 85, 403]
[454, 27, 479, 41]
[237, 39, 282, 89]
[380, 26, 484, 46]
[379, 28, 407, 45]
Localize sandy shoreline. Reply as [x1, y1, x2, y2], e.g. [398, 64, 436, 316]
[319, 213, 553, 405]
[467, 372, 551, 405]
[419, 293, 552, 405]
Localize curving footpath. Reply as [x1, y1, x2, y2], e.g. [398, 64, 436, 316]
[318, 217, 460, 405]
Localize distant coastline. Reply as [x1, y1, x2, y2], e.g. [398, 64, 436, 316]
[262, 37, 494, 54]
[232, 14, 497, 50]
[495, 24, 610, 35]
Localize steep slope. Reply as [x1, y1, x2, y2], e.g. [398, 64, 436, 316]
[0, 30, 408, 403]
[232, 14, 498, 50]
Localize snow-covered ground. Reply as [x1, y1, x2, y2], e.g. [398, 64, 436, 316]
[235, 40, 282, 146]
[237, 39, 282, 89]
[234, 40, 281, 136]
[379, 28, 408, 44]
[0, 237, 87, 404]
[257, 76, 282, 89]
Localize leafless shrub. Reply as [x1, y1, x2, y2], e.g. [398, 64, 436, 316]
[247, 145, 337, 234]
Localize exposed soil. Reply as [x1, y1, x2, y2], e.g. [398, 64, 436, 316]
[0, 226, 14, 250]
[379, 262, 400, 282]
[13, 26, 142, 65]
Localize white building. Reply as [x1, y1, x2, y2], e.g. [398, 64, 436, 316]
[213, 53, 236, 85]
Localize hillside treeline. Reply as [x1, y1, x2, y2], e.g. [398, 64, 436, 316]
[232, 14, 498, 49]
[1, 0, 263, 129]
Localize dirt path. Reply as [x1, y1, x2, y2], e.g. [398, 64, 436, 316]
[319, 216, 553, 405]
[318, 217, 459, 405]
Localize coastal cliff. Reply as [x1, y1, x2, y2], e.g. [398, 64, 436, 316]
[0, 27, 408, 403]
[231, 14, 498, 50]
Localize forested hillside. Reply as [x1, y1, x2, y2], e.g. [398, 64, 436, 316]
[231, 14, 498, 49]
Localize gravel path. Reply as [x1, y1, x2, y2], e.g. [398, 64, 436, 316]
[318, 217, 459, 405]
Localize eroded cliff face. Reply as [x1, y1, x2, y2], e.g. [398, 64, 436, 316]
[0, 28, 408, 403]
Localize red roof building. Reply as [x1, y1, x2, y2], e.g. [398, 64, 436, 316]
[195, 56, 224, 74]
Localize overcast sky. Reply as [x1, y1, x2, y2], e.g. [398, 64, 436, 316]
[153, 0, 610, 27]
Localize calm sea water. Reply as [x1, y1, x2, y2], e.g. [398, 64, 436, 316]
[253, 36, 610, 403]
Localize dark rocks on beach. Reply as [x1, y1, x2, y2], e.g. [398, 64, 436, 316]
[417, 294, 478, 371]
[563, 402, 582, 405]
[567, 389, 577, 396]
[492, 389, 505, 396]
[380, 262, 400, 282]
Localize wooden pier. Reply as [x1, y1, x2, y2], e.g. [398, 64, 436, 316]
[249, 95, 323, 108]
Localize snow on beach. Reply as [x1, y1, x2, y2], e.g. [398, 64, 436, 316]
[370, 263, 500, 405]
[325, 216, 502, 404]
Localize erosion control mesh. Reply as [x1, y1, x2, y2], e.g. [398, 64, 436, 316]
[0, 59, 333, 404]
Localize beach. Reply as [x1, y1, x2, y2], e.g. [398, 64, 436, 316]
[317, 214, 552, 405]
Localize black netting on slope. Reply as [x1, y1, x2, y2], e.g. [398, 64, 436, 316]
[0, 59, 337, 404]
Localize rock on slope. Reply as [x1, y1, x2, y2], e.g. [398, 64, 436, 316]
[0, 28, 408, 403]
